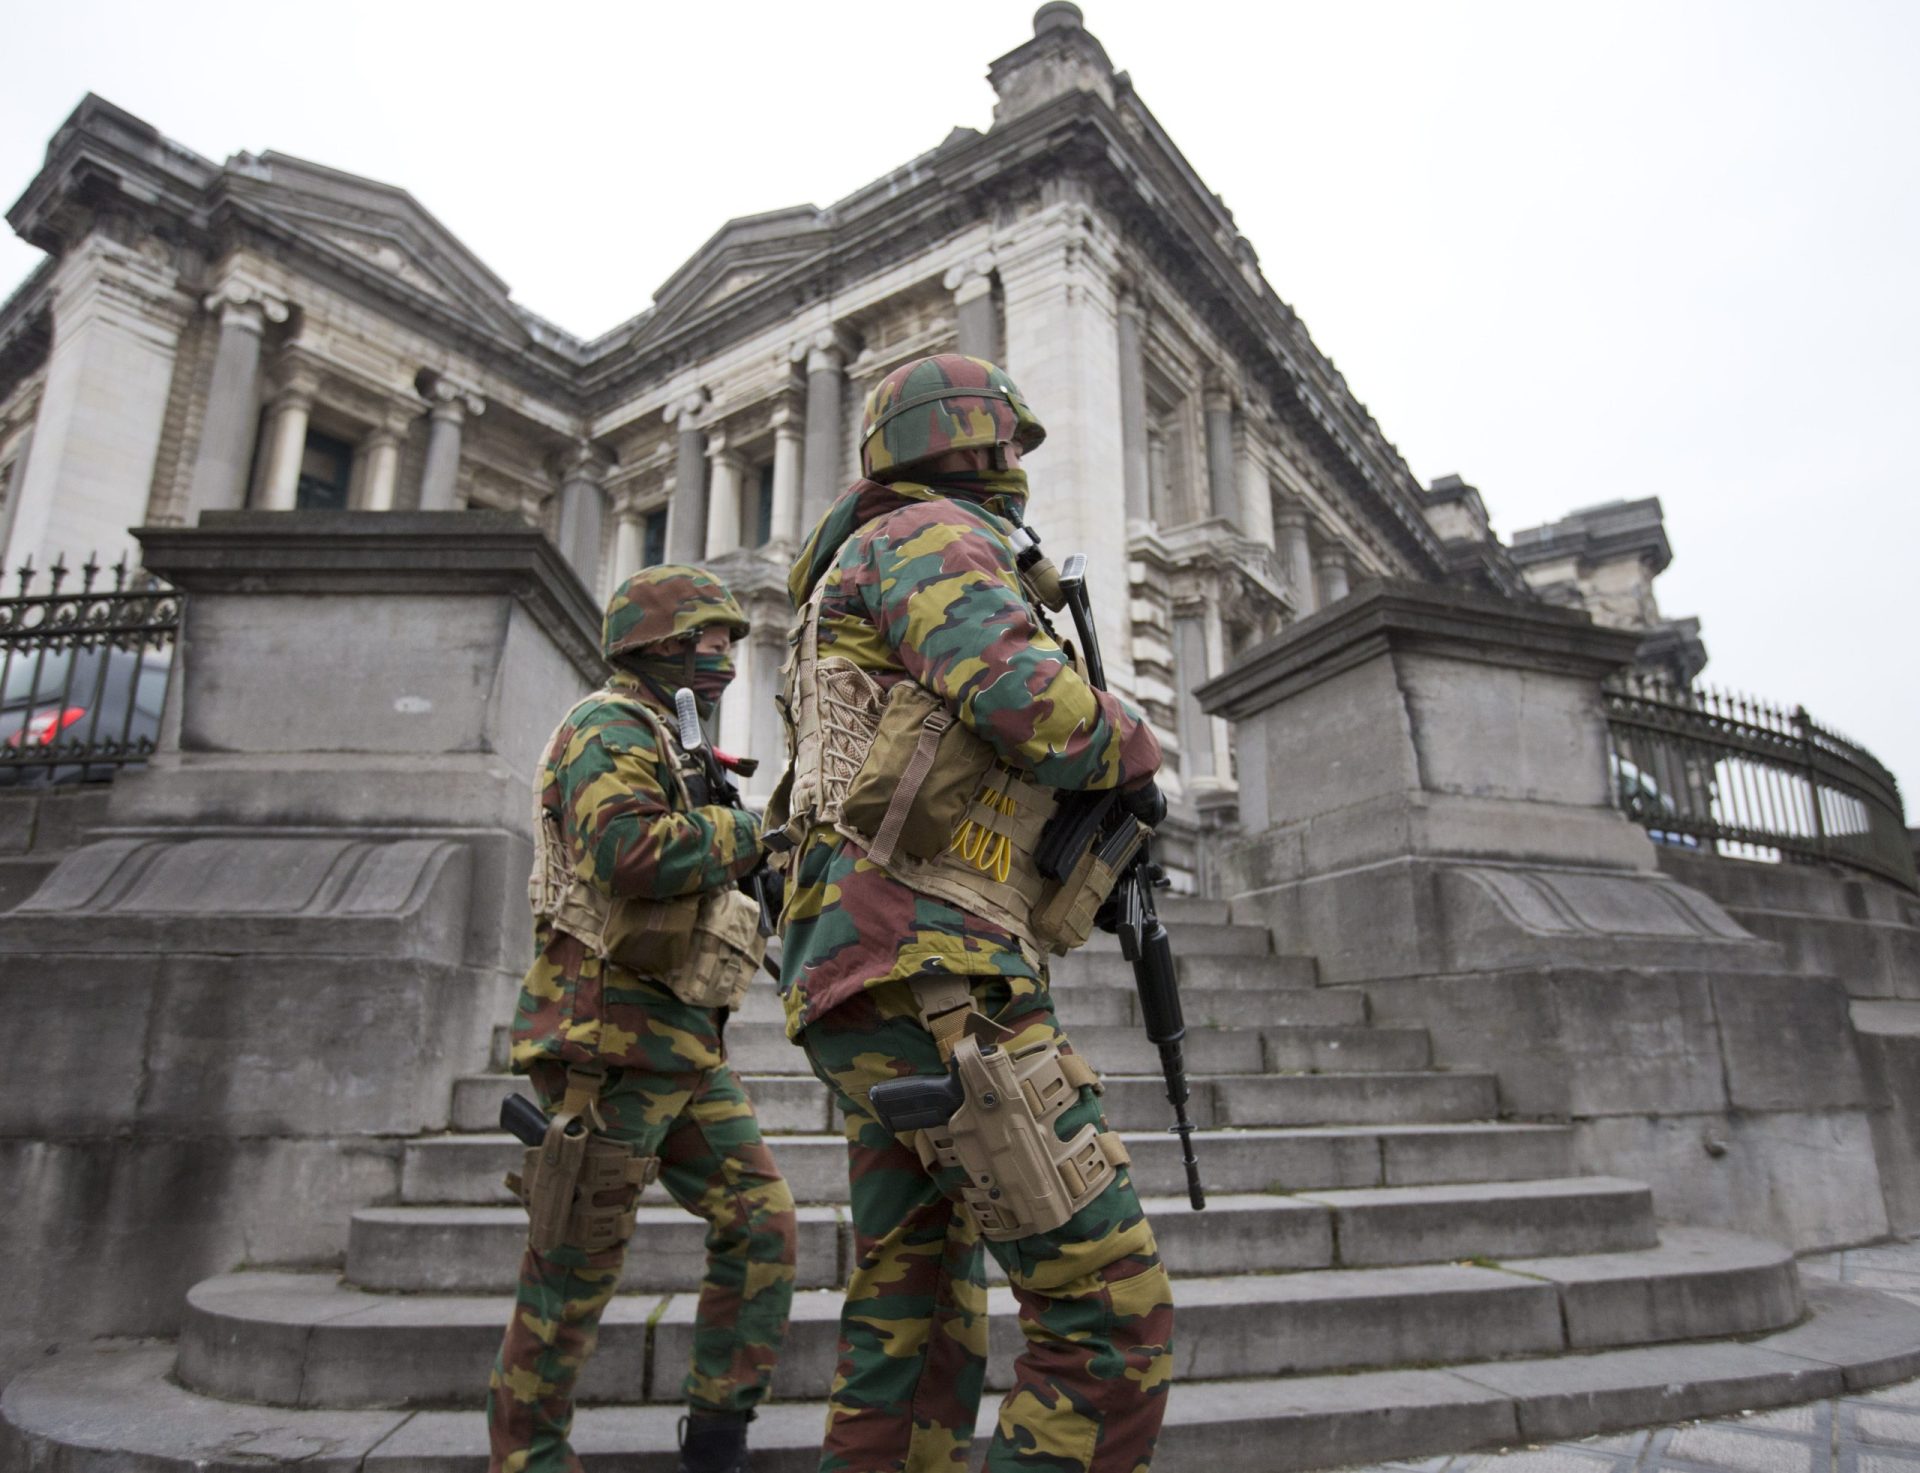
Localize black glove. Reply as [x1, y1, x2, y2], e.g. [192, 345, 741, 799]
[1119, 779, 1167, 829]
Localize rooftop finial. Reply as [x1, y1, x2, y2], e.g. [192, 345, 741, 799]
[1035, 2, 1084, 34]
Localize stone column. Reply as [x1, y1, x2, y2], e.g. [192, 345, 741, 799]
[1238, 431, 1275, 549]
[797, 333, 848, 530]
[356, 421, 406, 513]
[944, 254, 1000, 361]
[419, 383, 483, 512]
[186, 285, 289, 522]
[4, 235, 190, 575]
[997, 205, 1134, 689]
[610, 497, 646, 592]
[1116, 289, 1151, 523]
[0, 423, 35, 567]
[554, 446, 610, 588]
[704, 439, 743, 558]
[1204, 386, 1240, 527]
[255, 375, 316, 512]
[1274, 505, 1316, 617]
[1315, 545, 1351, 607]
[665, 396, 708, 564]
[769, 404, 803, 544]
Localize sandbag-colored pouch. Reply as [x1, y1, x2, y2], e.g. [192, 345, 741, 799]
[841, 680, 998, 864]
[663, 887, 765, 1011]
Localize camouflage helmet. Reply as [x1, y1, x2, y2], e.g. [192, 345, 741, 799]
[859, 354, 1046, 480]
[601, 564, 749, 662]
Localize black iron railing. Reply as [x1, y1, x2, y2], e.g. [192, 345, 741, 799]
[1605, 674, 1917, 891]
[0, 553, 180, 782]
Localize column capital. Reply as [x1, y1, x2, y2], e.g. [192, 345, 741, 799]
[202, 281, 291, 333]
[770, 402, 803, 435]
[707, 439, 746, 472]
[361, 423, 405, 452]
[1272, 505, 1311, 534]
[428, 378, 485, 422]
[790, 328, 854, 373]
[1313, 544, 1349, 571]
[942, 251, 998, 303]
[554, 440, 611, 487]
[663, 390, 709, 428]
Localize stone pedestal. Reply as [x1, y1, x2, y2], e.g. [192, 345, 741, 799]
[0, 511, 601, 1378]
[1198, 580, 1891, 1250]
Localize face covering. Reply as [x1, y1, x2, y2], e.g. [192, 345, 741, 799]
[924, 464, 1029, 514]
[628, 647, 735, 717]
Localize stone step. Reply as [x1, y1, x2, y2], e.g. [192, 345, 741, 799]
[490, 965, 1341, 1065]
[723, 978, 1367, 1029]
[15, 1282, 1916, 1471]
[1048, 949, 1319, 990]
[401, 1120, 1574, 1206]
[173, 1231, 1800, 1408]
[345, 1178, 1653, 1294]
[715, 1021, 1430, 1077]
[451, 1067, 1495, 1135]
[1147, 894, 1233, 927]
[1082, 919, 1272, 957]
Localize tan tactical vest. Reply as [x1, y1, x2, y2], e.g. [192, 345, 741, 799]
[528, 688, 764, 1005]
[774, 547, 1065, 950]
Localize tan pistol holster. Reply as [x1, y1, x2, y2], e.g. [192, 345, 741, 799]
[905, 975, 1130, 1242]
[772, 542, 1133, 957]
[528, 690, 764, 1010]
[505, 1066, 660, 1255]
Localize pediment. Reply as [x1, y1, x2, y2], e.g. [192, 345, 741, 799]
[218, 152, 530, 341]
[645, 207, 827, 335]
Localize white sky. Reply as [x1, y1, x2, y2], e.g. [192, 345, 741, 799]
[4, 0, 1917, 804]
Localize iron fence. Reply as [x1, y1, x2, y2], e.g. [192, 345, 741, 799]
[1605, 674, 1917, 892]
[0, 553, 180, 783]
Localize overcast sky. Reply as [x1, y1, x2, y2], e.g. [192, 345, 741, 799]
[5, 0, 1916, 803]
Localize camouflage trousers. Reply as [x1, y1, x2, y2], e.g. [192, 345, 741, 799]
[801, 977, 1175, 1473]
[486, 1056, 799, 1473]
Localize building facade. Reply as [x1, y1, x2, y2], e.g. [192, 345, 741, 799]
[0, 3, 1694, 850]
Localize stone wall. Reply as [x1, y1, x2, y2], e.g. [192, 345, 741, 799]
[1198, 581, 1894, 1252]
[0, 512, 598, 1386]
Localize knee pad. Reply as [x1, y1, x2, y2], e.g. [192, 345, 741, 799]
[913, 1025, 1130, 1242]
[506, 1112, 659, 1255]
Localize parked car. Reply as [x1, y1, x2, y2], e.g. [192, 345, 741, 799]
[0, 641, 173, 785]
[1610, 751, 1701, 849]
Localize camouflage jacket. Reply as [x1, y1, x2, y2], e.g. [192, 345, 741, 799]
[509, 672, 765, 1072]
[777, 479, 1162, 1038]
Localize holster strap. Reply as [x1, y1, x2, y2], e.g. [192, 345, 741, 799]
[910, 973, 978, 1061]
[1058, 1052, 1102, 1094]
[561, 1065, 608, 1128]
[1096, 1132, 1131, 1168]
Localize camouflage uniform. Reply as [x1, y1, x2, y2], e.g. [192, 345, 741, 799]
[778, 357, 1175, 1472]
[488, 567, 797, 1473]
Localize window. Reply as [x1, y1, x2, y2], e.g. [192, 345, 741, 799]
[296, 431, 355, 511]
[642, 509, 668, 567]
[744, 462, 775, 547]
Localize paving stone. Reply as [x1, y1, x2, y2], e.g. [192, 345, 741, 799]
[1450, 1451, 1624, 1471]
[1856, 1405, 1920, 1447]
[1660, 1423, 1823, 1473]
[1766, 1284, 1920, 1390]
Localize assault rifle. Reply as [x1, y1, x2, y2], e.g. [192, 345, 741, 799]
[1048, 553, 1205, 1212]
[675, 688, 783, 980]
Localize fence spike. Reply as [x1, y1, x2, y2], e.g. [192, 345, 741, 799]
[112, 554, 129, 592]
[80, 552, 100, 593]
[47, 553, 67, 596]
[14, 556, 32, 598]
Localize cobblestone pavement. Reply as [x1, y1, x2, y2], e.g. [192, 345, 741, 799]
[1340, 1241, 1920, 1473]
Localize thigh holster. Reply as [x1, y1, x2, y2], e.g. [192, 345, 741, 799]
[504, 1067, 660, 1255]
[912, 1018, 1131, 1242]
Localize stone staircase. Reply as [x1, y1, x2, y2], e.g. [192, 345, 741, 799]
[8, 897, 1920, 1471]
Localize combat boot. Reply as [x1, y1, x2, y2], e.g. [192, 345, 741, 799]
[677, 1409, 752, 1473]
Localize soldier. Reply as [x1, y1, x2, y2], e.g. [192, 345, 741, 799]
[487, 565, 797, 1473]
[771, 354, 1175, 1472]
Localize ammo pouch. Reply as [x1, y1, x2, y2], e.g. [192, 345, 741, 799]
[662, 887, 766, 1011]
[913, 1016, 1131, 1241]
[506, 1110, 660, 1256]
[1030, 814, 1151, 954]
[841, 679, 996, 864]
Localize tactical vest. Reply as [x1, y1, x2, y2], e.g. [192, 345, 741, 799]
[528, 687, 764, 1007]
[773, 523, 1111, 955]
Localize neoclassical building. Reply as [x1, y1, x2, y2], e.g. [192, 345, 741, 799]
[0, 3, 1695, 860]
